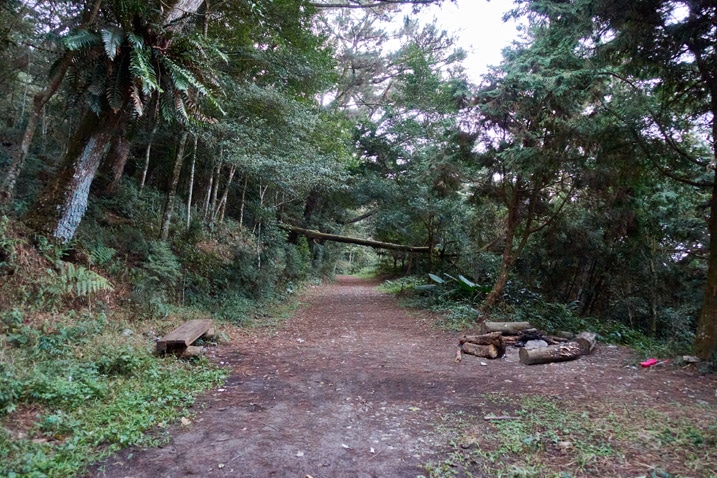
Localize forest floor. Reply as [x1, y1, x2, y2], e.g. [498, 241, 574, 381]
[91, 276, 717, 478]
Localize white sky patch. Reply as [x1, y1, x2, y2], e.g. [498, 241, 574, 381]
[415, 0, 522, 82]
[664, 1, 690, 25]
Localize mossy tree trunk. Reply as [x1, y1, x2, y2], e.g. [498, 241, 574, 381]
[26, 109, 124, 242]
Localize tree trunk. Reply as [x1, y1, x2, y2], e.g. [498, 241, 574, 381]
[695, 165, 717, 359]
[281, 224, 432, 253]
[208, 158, 221, 223]
[26, 109, 121, 242]
[0, 0, 103, 206]
[213, 164, 235, 224]
[202, 165, 214, 221]
[239, 173, 248, 230]
[186, 134, 198, 230]
[140, 122, 158, 192]
[484, 182, 521, 308]
[160, 131, 189, 241]
[100, 133, 131, 193]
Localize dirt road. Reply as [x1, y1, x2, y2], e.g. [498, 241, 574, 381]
[92, 276, 716, 477]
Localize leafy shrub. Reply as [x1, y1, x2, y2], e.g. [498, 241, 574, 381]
[1, 308, 38, 347]
[142, 241, 182, 288]
[0, 215, 21, 275]
[0, 363, 22, 415]
[95, 346, 143, 377]
[28, 363, 107, 409]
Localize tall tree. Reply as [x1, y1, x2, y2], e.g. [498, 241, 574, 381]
[514, 0, 717, 359]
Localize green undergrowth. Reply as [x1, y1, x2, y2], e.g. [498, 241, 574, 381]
[0, 310, 229, 477]
[422, 393, 717, 478]
[380, 276, 695, 359]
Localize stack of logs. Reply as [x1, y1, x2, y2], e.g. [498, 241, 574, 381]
[456, 321, 597, 365]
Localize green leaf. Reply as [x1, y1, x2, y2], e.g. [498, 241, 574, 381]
[428, 273, 446, 284]
[456, 275, 477, 292]
[101, 27, 125, 61]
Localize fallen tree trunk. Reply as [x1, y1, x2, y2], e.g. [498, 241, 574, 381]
[575, 331, 597, 355]
[462, 342, 500, 359]
[519, 342, 582, 365]
[280, 224, 431, 253]
[481, 321, 533, 335]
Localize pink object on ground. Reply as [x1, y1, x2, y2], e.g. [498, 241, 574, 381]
[640, 358, 658, 368]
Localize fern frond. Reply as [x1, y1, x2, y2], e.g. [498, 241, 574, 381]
[161, 57, 207, 95]
[107, 63, 125, 112]
[174, 91, 189, 122]
[45, 262, 114, 299]
[129, 37, 160, 95]
[160, 86, 180, 123]
[101, 26, 125, 61]
[130, 84, 144, 117]
[90, 245, 116, 266]
[63, 29, 101, 51]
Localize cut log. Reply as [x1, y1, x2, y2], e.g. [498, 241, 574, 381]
[156, 319, 213, 353]
[462, 342, 500, 359]
[575, 331, 597, 355]
[555, 331, 575, 340]
[519, 342, 582, 365]
[460, 331, 503, 345]
[502, 336, 519, 345]
[481, 321, 533, 335]
[545, 335, 569, 344]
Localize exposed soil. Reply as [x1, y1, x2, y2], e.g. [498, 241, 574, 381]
[91, 276, 717, 478]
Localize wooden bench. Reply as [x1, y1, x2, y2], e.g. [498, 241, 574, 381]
[156, 319, 214, 354]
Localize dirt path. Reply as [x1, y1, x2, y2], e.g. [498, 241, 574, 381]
[93, 276, 717, 478]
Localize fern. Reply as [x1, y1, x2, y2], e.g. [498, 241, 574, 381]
[128, 34, 160, 95]
[162, 57, 208, 95]
[107, 59, 126, 112]
[89, 245, 116, 266]
[130, 84, 144, 117]
[100, 27, 124, 61]
[63, 29, 101, 51]
[143, 241, 182, 288]
[45, 262, 114, 299]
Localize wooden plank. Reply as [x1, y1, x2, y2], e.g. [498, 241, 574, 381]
[156, 319, 213, 352]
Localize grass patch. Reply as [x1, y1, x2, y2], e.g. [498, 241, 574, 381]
[0, 311, 229, 477]
[421, 394, 717, 478]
